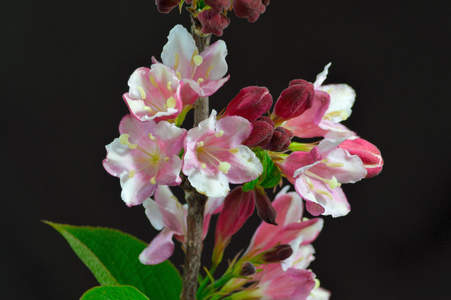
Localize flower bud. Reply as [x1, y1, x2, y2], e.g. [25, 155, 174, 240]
[262, 126, 294, 152]
[198, 10, 231, 37]
[262, 244, 293, 262]
[233, 0, 266, 23]
[204, 0, 232, 13]
[243, 116, 274, 147]
[240, 261, 257, 276]
[338, 138, 383, 178]
[274, 80, 314, 120]
[223, 86, 273, 121]
[253, 187, 277, 225]
[155, 0, 181, 13]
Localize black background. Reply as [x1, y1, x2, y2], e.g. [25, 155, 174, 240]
[2, 0, 450, 299]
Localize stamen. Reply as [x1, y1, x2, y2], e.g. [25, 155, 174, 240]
[193, 55, 203, 67]
[197, 78, 204, 84]
[229, 148, 240, 154]
[305, 176, 315, 190]
[218, 162, 231, 174]
[201, 163, 207, 169]
[148, 133, 156, 141]
[176, 71, 181, 80]
[190, 49, 199, 66]
[149, 75, 158, 88]
[325, 162, 345, 168]
[205, 65, 214, 79]
[167, 81, 172, 91]
[137, 86, 146, 99]
[215, 130, 224, 138]
[166, 97, 176, 109]
[314, 279, 321, 289]
[143, 106, 153, 113]
[197, 141, 205, 147]
[315, 189, 333, 200]
[174, 53, 179, 71]
[150, 176, 156, 184]
[119, 134, 131, 145]
[164, 157, 169, 162]
[305, 171, 341, 189]
[128, 170, 136, 178]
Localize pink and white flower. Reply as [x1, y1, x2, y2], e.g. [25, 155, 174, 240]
[284, 63, 356, 138]
[155, 24, 230, 105]
[182, 110, 263, 197]
[139, 185, 223, 265]
[103, 115, 186, 206]
[123, 63, 183, 122]
[279, 139, 367, 217]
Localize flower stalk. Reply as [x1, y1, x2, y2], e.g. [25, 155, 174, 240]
[180, 18, 212, 300]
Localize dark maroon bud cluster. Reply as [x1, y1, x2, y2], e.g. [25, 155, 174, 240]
[223, 86, 273, 121]
[155, 0, 181, 13]
[262, 126, 294, 152]
[243, 116, 274, 147]
[204, 0, 232, 13]
[198, 9, 231, 36]
[239, 261, 257, 276]
[233, 0, 268, 23]
[253, 187, 277, 225]
[263, 244, 293, 262]
[274, 79, 315, 120]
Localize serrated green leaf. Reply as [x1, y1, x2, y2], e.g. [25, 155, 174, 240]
[80, 285, 150, 300]
[45, 221, 181, 300]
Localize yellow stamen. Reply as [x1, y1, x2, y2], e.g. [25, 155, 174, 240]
[119, 134, 131, 145]
[166, 97, 176, 109]
[167, 81, 172, 91]
[205, 65, 214, 79]
[191, 49, 199, 66]
[229, 148, 240, 154]
[315, 189, 333, 200]
[193, 55, 203, 67]
[325, 162, 345, 168]
[176, 71, 181, 80]
[164, 157, 169, 162]
[149, 75, 158, 88]
[148, 133, 156, 141]
[215, 130, 224, 138]
[197, 78, 204, 84]
[174, 53, 179, 70]
[197, 141, 205, 147]
[128, 170, 136, 178]
[150, 177, 156, 185]
[143, 106, 153, 113]
[201, 163, 207, 169]
[137, 86, 146, 99]
[218, 162, 231, 174]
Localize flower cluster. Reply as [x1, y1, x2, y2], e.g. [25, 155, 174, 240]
[155, 0, 270, 36]
[103, 24, 383, 299]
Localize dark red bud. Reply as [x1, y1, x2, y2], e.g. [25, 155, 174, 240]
[262, 126, 293, 152]
[155, 0, 181, 13]
[253, 187, 277, 225]
[239, 261, 257, 276]
[263, 244, 293, 262]
[274, 80, 315, 120]
[338, 138, 383, 178]
[198, 10, 231, 37]
[204, 0, 232, 13]
[243, 119, 274, 147]
[232, 0, 266, 23]
[223, 86, 273, 121]
[261, 0, 270, 5]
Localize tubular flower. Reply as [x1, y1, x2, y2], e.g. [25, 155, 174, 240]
[182, 110, 263, 197]
[123, 63, 183, 122]
[279, 139, 367, 217]
[155, 25, 229, 105]
[245, 186, 323, 257]
[103, 115, 186, 206]
[139, 185, 223, 265]
[284, 63, 356, 138]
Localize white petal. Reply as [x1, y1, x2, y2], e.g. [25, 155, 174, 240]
[319, 84, 356, 122]
[161, 25, 197, 73]
[314, 63, 331, 89]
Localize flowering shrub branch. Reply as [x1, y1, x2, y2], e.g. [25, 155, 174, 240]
[47, 2, 383, 300]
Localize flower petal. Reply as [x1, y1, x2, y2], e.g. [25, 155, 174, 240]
[139, 228, 175, 265]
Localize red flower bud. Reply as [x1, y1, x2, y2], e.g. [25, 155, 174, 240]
[223, 86, 273, 121]
[204, 0, 232, 13]
[198, 10, 231, 37]
[339, 138, 383, 178]
[263, 244, 293, 262]
[155, 0, 181, 13]
[233, 0, 266, 23]
[253, 187, 277, 225]
[274, 80, 314, 120]
[239, 261, 257, 276]
[243, 117, 274, 147]
[262, 126, 294, 151]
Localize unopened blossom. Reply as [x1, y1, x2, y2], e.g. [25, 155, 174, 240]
[279, 139, 367, 217]
[155, 25, 229, 105]
[139, 185, 223, 265]
[233, 0, 267, 23]
[103, 115, 186, 206]
[338, 137, 383, 178]
[243, 116, 274, 147]
[273, 79, 315, 121]
[183, 110, 263, 197]
[155, 0, 181, 13]
[284, 63, 356, 138]
[222, 86, 273, 122]
[123, 63, 183, 122]
[197, 9, 231, 36]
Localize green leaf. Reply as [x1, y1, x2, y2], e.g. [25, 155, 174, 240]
[45, 221, 181, 300]
[243, 149, 281, 191]
[80, 285, 150, 300]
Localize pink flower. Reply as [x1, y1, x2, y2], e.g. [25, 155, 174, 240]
[279, 139, 367, 217]
[182, 110, 263, 197]
[155, 25, 230, 104]
[284, 63, 356, 138]
[139, 185, 223, 265]
[103, 115, 186, 206]
[123, 64, 183, 122]
[245, 186, 323, 257]
[338, 137, 383, 178]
